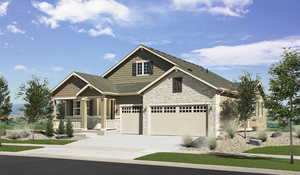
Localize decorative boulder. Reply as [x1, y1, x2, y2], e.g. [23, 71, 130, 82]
[271, 132, 282, 138]
[55, 134, 69, 139]
[191, 136, 208, 148]
[248, 138, 262, 146]
[0, 129, 6, 136]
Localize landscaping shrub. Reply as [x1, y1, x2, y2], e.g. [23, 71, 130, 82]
[223, 121, 237, 139]
[66, 119, 73, 137]
[7, 131, 21, 140]
[295, 127, 300, 138]
[208, 137, 217, 150]
[182, 135, 193, 147]
[6, 130, 30, 140]
[257, 131, 268, 142]
[57, 119, 65, 134]
[45, 119, 54, 137]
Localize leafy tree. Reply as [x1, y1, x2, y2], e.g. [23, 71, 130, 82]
[265, 48, 300, 164]
[45, 118, 54, 137]
[57, 119, 65, 134]
[18, 77, 52, 123]
[0, 76, 12, 124]
[236, 72, 260, 138]
[66, 119, 73, 137]
[220, 99, 238, 123]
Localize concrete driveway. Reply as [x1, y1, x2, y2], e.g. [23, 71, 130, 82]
[21, 133, 182, 160]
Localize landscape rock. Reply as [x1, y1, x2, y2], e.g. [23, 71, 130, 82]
[191, 136, 208, 148]
[55, 134, 69, 139]
[248, 138, 262, 146]
[271, 132, 282, 138]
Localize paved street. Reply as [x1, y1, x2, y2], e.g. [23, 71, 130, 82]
[0, 155, 269, 175]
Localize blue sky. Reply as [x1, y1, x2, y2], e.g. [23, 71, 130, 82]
[0, 0, 300, 104]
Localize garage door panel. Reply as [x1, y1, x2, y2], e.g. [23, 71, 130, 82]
[150, 105, 207, 136]
[120, 106, 142, 134]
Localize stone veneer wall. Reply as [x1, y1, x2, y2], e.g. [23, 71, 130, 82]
[142, 71, 217, 136]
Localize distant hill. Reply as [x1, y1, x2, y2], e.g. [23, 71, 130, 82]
[11, 104, 24, 116]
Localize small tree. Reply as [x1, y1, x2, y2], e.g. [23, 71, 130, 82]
[0, 76, 12, 124]
[66, 119, 73, 137]
[57, 119, 65, 135]
[266, 48, 300, 164]
[236, 73, 259, 138]
[220, 99, 238, 123]
[18, 77, 52, 123]
[45, 118, 54, 137]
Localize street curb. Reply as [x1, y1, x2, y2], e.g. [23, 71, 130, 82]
[0, 152, 299, 175]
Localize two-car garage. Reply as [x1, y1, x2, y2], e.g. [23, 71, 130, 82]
[120, 105, 208, 136]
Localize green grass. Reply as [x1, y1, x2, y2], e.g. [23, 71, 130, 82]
[0, 139, 76, 145]
[0, 145, 43, 152]
[245, 145, 300, 156]
[136, 152, 300, 172]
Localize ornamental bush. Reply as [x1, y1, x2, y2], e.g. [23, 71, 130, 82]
[45, 119, 54, 137]
[57, 119, 65, 135]
[66, 119, 73, 137]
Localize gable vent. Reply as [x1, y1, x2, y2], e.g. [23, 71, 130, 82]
[187, 68, 193, 72]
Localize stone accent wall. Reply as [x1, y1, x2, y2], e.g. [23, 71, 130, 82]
[143, 71, 217, 136]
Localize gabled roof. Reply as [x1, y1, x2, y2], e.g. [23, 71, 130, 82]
[102, 44, 237, 91]
[141, 45, 237, 91]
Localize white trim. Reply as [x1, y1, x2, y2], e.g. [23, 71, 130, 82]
[138, 66, 219, 94]
[119, 104, 143, 107]
[215, 94, 221, 137]
[53, 97, 77, 100]
[136, 60, 150, 76]
[51, 72, 76, 93]
[75, 85, 90, 97]
[102, 45, 178, 77]
[148, 102, 213, 107]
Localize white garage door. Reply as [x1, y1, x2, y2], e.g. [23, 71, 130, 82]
[120, 106, 143, 134]
[150, 105, 208, 136]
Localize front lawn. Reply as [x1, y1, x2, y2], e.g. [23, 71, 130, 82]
[245, 145, 300, 156]
[136, 152, 300, 172]
[0, 145, 43, 152]
[0, 139, 76, 145]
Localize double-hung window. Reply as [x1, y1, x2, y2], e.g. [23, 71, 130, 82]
[73, 101, 81, 116]
[173, 77, 182, 93]
[136, 61, 150, 76]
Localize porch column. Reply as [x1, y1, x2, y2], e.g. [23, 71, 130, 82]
[96, 98, 101, 116]
[52, 100, 57, 120]
[101, 98, 107, 130]
[81, 99, 88, 130]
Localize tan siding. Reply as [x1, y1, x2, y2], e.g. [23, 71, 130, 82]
[116, 95, 143, 105]
[77, 87, 102, 97]
[105, 49, 173, 84]
[53, 76, 87, 97]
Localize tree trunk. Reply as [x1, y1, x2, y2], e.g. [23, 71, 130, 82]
[244, 120, 247, 138]
[289, 119, 294, 164]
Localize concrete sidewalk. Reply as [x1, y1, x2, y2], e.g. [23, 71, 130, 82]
[0, 152, 299, 175]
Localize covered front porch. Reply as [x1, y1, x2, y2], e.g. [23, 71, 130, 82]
[52, 97, 119, 131]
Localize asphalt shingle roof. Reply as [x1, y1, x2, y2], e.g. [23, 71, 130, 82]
[74, 45, 237, 94]
[142, 45, 237, 91]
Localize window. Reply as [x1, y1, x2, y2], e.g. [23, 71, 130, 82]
[137, 62, 143, 75]
[121, 106, 131, 113]
[173, 77, 182, 93]
[136, 61, 151, 76]
[73, 101, 80, 115]
[121, 106, 142, 114]
[193, 105, 207, 113]
[179, 106, 192, 113]
[151, 106, 163, 113]
[164, 106, 176, 113]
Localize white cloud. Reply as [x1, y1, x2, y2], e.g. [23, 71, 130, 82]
[0, 1, 9, 16]
[104, 53, 116, 60]
[14, 65, 27, 71]
[51, 66, 64, 72]
[32, 0, 133, 30]
[181, 36, 300, 67]
[78, 25, 115, 37]
[171, 0, 253, 17]
[6, 24, 26, 34]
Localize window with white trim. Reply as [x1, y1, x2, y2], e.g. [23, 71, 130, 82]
[164, 106, 176, 113]
[121, 106, 142, 114]
[193, 105, 207, 113]
[132, 106, 142, 113]
[73, 101, 80, 115]
[179, 106, 192, 113]
[136, 61, 150, 76]
[151, 106, 163, 113]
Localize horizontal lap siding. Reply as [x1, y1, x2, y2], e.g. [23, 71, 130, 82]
[53, 76, 87, 97]
[105, 49, 173, 84]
